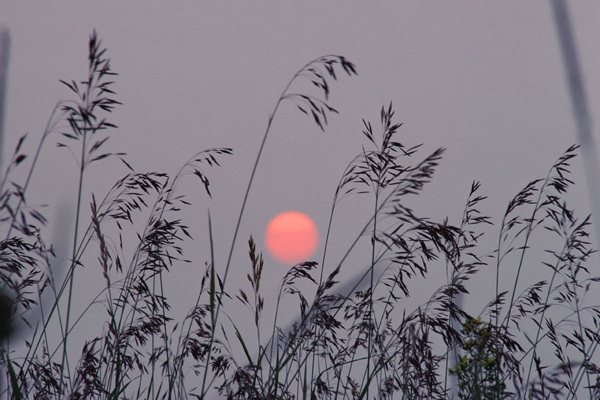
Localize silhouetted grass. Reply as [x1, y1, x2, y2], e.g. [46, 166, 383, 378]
[0, 31, 598, 400]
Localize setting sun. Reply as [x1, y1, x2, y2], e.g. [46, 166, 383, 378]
[265, 211, 318, 265]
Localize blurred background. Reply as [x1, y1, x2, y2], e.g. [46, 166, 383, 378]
[1, 1, 599, 355]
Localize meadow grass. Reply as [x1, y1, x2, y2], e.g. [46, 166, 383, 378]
[0, 31, 599, 400]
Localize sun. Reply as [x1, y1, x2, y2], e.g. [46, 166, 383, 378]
[265, 211, 319, 265]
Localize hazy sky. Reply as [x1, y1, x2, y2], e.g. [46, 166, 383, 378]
[2, 1, 600, 353]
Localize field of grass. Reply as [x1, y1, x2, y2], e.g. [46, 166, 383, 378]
[1, 31, 599, 400]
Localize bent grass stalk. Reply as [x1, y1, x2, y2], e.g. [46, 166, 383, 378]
[199, 54, 356, 398]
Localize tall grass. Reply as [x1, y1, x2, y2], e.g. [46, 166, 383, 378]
[1, 31, 599, 400]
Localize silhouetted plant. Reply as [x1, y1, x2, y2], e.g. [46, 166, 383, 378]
[0, 31, 598, 400]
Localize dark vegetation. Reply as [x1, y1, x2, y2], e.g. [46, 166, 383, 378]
[0, 31, 599, 400]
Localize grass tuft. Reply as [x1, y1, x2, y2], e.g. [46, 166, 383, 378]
[0, 31, 598, 400]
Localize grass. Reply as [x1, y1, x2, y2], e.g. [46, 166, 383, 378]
[1, 31, 599, 400]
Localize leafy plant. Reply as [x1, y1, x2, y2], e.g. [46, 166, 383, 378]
[450, 317, 506, 400]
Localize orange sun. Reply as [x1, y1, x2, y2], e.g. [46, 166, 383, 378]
[265, 211, 319, 265]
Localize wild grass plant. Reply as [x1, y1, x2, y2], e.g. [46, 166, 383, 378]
[1, 31, 599, 399]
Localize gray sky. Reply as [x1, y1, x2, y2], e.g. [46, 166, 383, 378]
[2, 0, 600, 371]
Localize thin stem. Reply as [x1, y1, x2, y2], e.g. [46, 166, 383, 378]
[365, 189, 379, 397]
[61, 117, 88, 388]
[3, 101, 65, 242]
